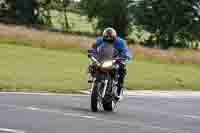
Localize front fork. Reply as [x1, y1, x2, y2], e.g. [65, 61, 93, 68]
[102, 80, 108, 98]
[90, 73, 113, 99]
[90, 78, 109, 99]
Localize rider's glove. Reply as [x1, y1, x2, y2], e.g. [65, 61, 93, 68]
[88, 49, 96, 57]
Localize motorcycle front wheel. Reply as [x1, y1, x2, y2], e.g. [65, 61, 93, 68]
[91, 82, 100, 112]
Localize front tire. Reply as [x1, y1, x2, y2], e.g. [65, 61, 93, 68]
[91, 83, 98, 112]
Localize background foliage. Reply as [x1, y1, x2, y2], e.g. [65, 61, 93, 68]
[0, 0, 200, 49]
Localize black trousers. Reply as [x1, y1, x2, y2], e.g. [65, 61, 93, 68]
[117, 63, 127, 95]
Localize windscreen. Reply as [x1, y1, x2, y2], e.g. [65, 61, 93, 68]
[96, 42, 114, 62]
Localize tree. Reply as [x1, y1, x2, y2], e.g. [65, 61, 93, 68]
[5, 0, 39, 24]
[61, 0, 71, 31]
[38, 0, 71, 30]
[0, 0, 7, 17]
[37, 0, 53, 26]
[131, 0, 200, 49]
[81, 0, 133, 37]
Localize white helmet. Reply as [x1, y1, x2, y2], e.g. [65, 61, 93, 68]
[102, 27, 117, 42]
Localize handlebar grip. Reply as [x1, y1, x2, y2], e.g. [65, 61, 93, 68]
[88, 53, 92, 58]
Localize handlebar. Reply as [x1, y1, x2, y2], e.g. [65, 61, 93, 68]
[114, 57, 127, 61]
[89, 54, 127, 65]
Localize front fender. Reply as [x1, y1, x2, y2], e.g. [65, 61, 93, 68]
[96, 72, 110, 82]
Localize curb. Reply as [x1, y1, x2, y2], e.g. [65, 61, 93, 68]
[79, 90, 200, 98]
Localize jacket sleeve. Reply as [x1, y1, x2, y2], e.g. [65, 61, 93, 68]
[95, 37, 103, 47]
[88, 37, 103, 54]
[120, 40, 133, 60]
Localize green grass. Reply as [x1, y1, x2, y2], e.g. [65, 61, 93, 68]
[0, 43, 200, 93]
[0, 44, 88, 93]
[126, 61, 200, 90]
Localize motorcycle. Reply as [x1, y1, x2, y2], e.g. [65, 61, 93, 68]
[88, 43, 126, 112]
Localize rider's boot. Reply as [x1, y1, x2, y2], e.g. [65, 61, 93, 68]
[115, 64, 126, 101]
[116, 86, 124, 102]
[88, 73, 93, 83]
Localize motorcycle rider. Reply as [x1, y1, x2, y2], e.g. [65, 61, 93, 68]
[88, 27, 133, 100]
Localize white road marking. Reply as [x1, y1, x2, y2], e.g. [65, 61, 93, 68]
[125, 90, 200, 98]
[2, 103, 200, 121]
[0, 92, 87, 97]
[90, 117, 189, 133]
[0, 91, 199, 133]
[82, 115, 97, 119]
[0, 104, 189, 133]
[1, 91, 200, 98]
[82, 90, 200, 98]
[25, 106, 189, 133]
[27, 106, 97, 119]
[26, 107, 97, 119]
[125, 105, 200, 121]
[183, 115, 200, 119]
[0, 128, 26, 133]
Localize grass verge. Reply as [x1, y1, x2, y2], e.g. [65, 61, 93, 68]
[0, 44, 200, 93]
[1, 23, 200, 66]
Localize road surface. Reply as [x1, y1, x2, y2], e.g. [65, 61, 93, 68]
[0, 92, 200, 133]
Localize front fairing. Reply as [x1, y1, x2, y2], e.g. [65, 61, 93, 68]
[96, 42, 114, 62]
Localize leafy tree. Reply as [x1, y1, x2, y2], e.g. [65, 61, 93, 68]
[131, 0, 200, 49]
[38, 0, 71, 30]
[61, 0, 71, 31]
[5, 0, 39, 24]
[81, 0, 133, 37]
[37, 0, 53, 25]
[0, 0, 7, 17]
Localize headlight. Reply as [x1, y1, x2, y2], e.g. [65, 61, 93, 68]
[102, 61, 113, 68]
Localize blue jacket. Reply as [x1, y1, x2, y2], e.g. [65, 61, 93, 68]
[93, 37, 133, 60]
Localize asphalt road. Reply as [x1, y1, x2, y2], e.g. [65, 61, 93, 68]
[0, 92, 200, 133]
